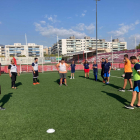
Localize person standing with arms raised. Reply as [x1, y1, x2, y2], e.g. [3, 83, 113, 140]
[119, 54, 133, 92]
[56, 58, 70, 86]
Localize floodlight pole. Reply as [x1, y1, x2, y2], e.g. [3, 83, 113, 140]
[135, 36, 137, 54]
[85, 39, 87, 59]
[57, 35, 59, 63]
[111, 36, 113, 68]
[95, 0, 100, 63]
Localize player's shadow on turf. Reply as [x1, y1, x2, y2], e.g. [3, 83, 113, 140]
[79, 76, 102, 82]
[79, 76, 85, 78]
[102, 91, 130, 105]
[0, 93, 13, 107]
[54, 79, 60, 85]
[103, 83, 121, 89]
[15, 82, 22, 87]
[88, 78, 102, 82]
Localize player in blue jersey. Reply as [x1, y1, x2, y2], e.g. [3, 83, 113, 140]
[101, 58, 105, 83]
[70, 61, 76, 79]
[104, 58, 111, 84]
[93, 60, 98, 81]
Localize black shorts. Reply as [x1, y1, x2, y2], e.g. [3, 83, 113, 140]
[11, 72, 17, 81]
[124, 72, 132, 80]
[33, 71, 38, 78]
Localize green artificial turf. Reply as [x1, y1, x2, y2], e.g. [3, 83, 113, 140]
[0, 70, 140, 140]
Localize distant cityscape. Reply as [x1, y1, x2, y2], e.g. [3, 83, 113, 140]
[0, 36, 127, 57]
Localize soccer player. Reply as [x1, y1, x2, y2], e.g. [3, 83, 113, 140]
[125, 56, 140, 109]
[56, 58, 70, 86]
[8, 59, 20, 89]
[83, 60, 90, 79]
[104, 58, 111, 84]
[93, 60, 98, 81]
[119, 54, 133, 92]
[32, 58, 40, 85]
[101, 58, 105, 83]
[70, 61, 76, 79]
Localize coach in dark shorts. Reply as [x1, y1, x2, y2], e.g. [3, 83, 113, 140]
[59, 73, 66, 79]
[56, 59, 70, 86]
[119, 54, 133, 92]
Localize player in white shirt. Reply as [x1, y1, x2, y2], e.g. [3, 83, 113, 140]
[32, 58, 40, 85]
[8, 59, 20, 89]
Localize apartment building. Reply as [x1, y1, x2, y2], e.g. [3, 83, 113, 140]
[48, 47, 51, 55]
[0, 44, 5, 56]
[5, 43, 43, 57]
[43, 47, 48, 55]
[51, 36, 127, 55]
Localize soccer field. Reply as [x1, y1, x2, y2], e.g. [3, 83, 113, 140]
[0, 70, 139, 140]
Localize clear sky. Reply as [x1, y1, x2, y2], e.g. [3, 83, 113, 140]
[0, 0, 140, 49]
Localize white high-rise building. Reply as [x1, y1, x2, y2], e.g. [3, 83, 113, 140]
[0, 44, 5, 56]
[5, 43, 43, 57]
[51, 36, 127, 55]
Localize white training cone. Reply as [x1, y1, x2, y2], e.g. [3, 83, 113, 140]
[46, 129, 55, 133]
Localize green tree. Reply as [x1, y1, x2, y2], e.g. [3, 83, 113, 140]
[136, 44, 140, 49]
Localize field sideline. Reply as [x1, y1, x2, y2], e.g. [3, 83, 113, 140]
[0, 69, 139, 140]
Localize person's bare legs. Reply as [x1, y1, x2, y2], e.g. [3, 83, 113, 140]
[64, 78, 67, 84]
[130, 91, 137, 106]
[73, 73, 74, 78]
[107, 77, 110, 83]
[137, 92, 140, 106]
[87, 73, 89, 77]
[128, 79, 133, 89]
[60, 78, 62, 85]
[123, 79, 127, 89]
[85, 73, 86, 78]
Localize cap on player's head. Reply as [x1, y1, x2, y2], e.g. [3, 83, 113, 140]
[130, 56, 137, 64]
[124, 54, 128, 58]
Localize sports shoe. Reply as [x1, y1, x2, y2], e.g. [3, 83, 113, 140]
[106, 82, 109, 84]
[0, 107, 5, 110]
[36, 82, 40, 84]
[65, 84, 68, 86]
[127, 88, 133, 92]
[33, 83, 36, 85]
[119, 88, 125, 92]
[70, 77, 72, 79]
[59, 84, 62, 87]
[134, 104, 140, 108]
[102, 80, 105, 83]
[125, 105, 134, 109]
[73, 77, 75, 79]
